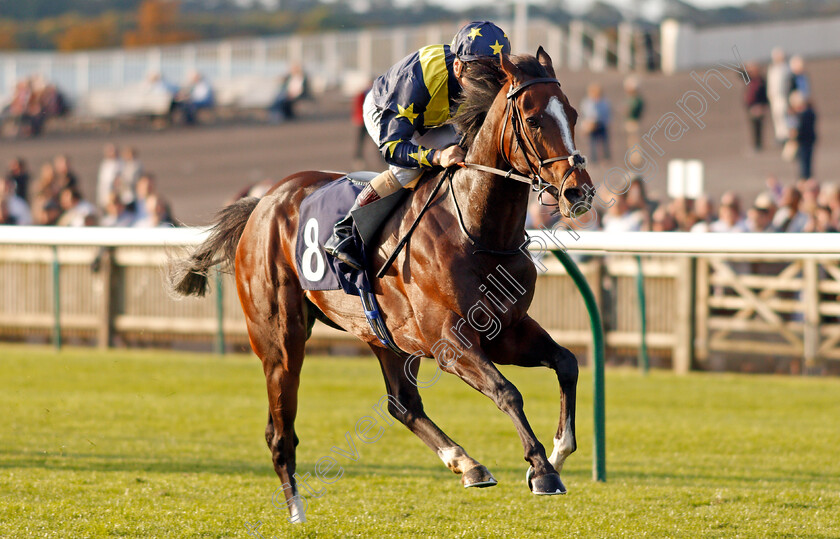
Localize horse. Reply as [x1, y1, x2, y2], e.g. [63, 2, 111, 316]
[168, 48, 594, 522]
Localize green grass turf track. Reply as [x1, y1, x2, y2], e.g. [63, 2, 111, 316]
[1, 345, 838, 538]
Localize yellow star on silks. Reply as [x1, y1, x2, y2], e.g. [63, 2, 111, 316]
[467, 27, 482, 40]
[382, 139, 403, 158]
[409, 147, 433, 167]
[490, 40, 505, 56]
[396, 103, 419, 124]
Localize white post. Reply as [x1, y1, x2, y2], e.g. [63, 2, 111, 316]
[75, 53, 90, 96]
[425, 25, 443, 49]
[358, 30, 373, 78]
[514, 0, 529, 55]
[184, 44, 197, 77]
[593, 31, 608, 72]
[617, 22, 634, 72]
[660, 19, 695, 75]
[289, 36, 303, 68]
[219, 42, 232, 81]
[41, 56, 53, 84]
[393, 30, 409, 66]
[546, 24, 564, 69]
[568, 20, 585, 71]
[3, 57, 16, 93]
[113, 51, 125, 87]
[324, 33, 339, 85]
[148, 47, 162, 77]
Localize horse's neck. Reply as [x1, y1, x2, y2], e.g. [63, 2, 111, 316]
[452, 130, 531, 251]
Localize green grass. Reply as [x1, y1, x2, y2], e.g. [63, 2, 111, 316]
[1, 345, 838, 538]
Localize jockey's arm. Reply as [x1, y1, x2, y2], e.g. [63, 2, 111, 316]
[377, 107, 439, 169]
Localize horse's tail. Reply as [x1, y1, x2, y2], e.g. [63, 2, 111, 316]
[167, 196, 260, 298]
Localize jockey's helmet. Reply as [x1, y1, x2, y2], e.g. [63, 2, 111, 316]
[450, 21, 511, 62]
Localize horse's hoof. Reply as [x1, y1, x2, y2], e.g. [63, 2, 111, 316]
[526, 467, 566, 495]
[462, 465, 497, 488]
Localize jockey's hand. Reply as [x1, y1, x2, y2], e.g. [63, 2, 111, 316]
[435, 145, 466, 168]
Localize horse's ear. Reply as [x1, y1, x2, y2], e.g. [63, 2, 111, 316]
[536, 46, 556, 79]
[500, 53, 524, 85]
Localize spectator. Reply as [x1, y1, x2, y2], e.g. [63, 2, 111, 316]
[766, 47, 792, 145]
[3, 79, 38, 137]
[818, 183, 840, 225]
[668, 197, 695, 231]
[602, 191, 643, 232]
[6, 157, 29, 201]
[34, 199, 62, 226]
[580, 83, 611, 163]
[96, 143, 123, 210]
[709, 192, 747, 232]
[100, 192, 135, 227]
[134, 194, 173, 228]
[744, 62, 769, 152]
[269, 63, 309, 123]
[690, 195, 715, 233]
[626, 177, 654, 227]
[772, 185, 808, 232]
[173, 71, 215, 125]
[0, 176, 32, 225]
[0, 198, 12, 225]
[789, 56, 811, 99]
[745, 193, 776, 232]
[146, 72, 178, 122]
[651, 206, 677, 232]
[623, 76, 644, 150]
[53, 155, 78, 190]
[39, 82, 69, 119]
[118, 146, 143, 207]
[33, 162, 58, 202]
[789, 91, 817, 180]
[133, 173, 157, 222]
[56, 187, 96, 227]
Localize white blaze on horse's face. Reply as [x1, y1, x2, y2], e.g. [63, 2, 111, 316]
[546, 96, 576, 155]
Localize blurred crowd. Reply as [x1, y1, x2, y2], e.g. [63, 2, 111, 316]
[0, 146, 175, 228]
[0, 75, 70, 137]
[526, 45, 824, 236]
[529, 175, 839, 235]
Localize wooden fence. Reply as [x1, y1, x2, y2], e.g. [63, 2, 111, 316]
[2, 228, 839, 374]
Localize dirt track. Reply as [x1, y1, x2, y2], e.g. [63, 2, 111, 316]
[4, 58, 838, 226]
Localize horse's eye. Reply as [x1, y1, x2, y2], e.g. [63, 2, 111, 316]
[525, 116, 539, 128]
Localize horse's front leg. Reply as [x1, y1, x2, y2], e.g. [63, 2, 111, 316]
[487, 315, 578, 491]
[440, 315, 565, 495]
[370, 346, 498, 488]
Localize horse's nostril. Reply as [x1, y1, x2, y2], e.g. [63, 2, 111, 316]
[563, 188, 583, 205]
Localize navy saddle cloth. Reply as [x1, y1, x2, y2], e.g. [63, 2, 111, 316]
[294, 174, 373, 294]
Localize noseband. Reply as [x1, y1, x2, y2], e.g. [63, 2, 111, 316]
[462, 77, 587, 206]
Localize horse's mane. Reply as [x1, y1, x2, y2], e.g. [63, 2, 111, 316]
[448, 55, 550, 149]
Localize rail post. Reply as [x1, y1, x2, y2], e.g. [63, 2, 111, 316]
[215, 268, 226, 355]
[552, 250, 606, 482]
[51, 245, 62, 351]
[635, 255, 649, 374]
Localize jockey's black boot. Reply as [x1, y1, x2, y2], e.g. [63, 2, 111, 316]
[324, 184, 380, 270]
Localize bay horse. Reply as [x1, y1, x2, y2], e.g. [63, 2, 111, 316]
[169, 49, 593, 522]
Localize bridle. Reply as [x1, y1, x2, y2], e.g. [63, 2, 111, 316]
[461, 77, 587, 207]
[377, 76, 591, 276]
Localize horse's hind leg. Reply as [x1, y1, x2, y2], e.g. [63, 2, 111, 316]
[371, 346, 497, 488]
[238, 262, 310, 523]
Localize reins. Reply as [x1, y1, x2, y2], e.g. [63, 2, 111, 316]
[375, 168, 453, 278]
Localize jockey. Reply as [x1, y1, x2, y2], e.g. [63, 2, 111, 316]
[324, 20, 511, 270]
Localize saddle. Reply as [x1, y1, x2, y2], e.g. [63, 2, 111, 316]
[294, 172, 412, 355]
